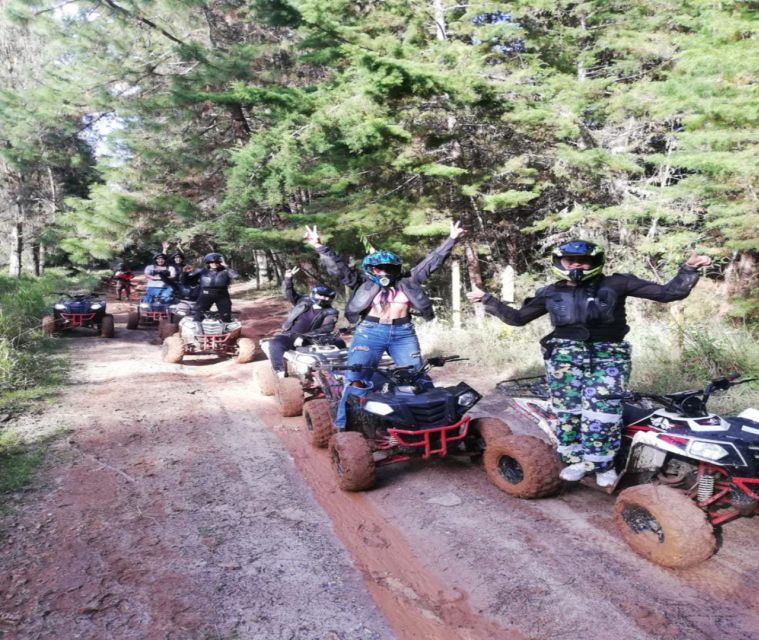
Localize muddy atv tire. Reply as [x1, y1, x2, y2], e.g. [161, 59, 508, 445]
[41, 315, 56, 335]
[126, 310, 139, 330]
[613, 484, 716, 569]
[303, 399, 335, 448]
[158, 318, 178, 340]
[469, 416, 513, 448]
[484, 435, 562, 498]
[329, 432, 376, 491]
[255, 362, 277, 396]
[277, 377, 304, 417]
[100, 314, 115, 338]
[162, 335, 185, 364]
[236, 337, 256, 364]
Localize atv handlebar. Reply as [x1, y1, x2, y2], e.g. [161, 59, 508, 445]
[600, 373, 756, 417]
[321, 354, 466, 385]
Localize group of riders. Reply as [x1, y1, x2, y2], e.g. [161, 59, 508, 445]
[114, 248, 238, 335]
[115, 224, 712, 489]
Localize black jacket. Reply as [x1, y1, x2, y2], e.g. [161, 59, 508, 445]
[181, 266, 237, 290]
[317, 237, 457, 323]
[280, 278, 338, 334]
[482, 266, 701, 342]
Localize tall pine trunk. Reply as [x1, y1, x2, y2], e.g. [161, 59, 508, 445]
[8, 202, 23, 277]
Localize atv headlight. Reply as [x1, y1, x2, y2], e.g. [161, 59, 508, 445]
[688, 441, 729, 461]
[365, 401, 394, 416]
[90, 303, 102, 310]
[54, 303, 66, 310]
[140, 303, 150, 309]
[457, 391, 479, 408]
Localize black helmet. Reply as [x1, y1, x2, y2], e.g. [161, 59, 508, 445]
[116, 262, 125, 271]
[153, 253, 167, 264]
[311, 285, 336, 308]
[311, 284, 337, 300]
[551, 240, 605, 283]
[203, 252, 223, 264]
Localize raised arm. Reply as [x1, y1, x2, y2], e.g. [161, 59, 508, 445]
[467, 284, 548, 326]
[304, 225, 361, 288]
[283, 267, 303, 304]
[621, 250, 712, 302]
[409, 221, 466, 284]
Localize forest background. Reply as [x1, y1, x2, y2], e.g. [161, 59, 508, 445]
[0, 0, 758, 409]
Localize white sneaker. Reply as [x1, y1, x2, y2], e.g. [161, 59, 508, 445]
[559, 462, 590, 482]
[595, 468, 618, 488]
[276, 371, 287, 379]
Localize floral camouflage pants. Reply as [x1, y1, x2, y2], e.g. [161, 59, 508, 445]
[544, 339, 632, 471]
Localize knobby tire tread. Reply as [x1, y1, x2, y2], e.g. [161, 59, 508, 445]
[484, 434, 562, 498]
[329, 432, 376, 491]
[613, 484, 716, 568]
[277, 377, 304, 417]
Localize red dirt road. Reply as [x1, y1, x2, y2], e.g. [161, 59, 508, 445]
[1, 290, 758, 640]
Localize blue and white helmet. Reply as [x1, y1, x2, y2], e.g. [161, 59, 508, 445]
[362, 250, 402, 287]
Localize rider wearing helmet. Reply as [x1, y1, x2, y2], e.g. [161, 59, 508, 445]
[144, 253, 176, 303]
[467, 239, 712, 488]
[305, 221, 466, 429]
[181, 252, 238, 331]
[169, 252, 185, 278]
[266, 267, 344, 376]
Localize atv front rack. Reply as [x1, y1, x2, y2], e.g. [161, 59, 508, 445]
[60, 312, 96, 327]
[195, 333, 235, 352]
[142, 311, 168, 321]
[374, 416, 471, 464]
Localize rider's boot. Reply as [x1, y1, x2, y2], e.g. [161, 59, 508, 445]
[595, 467, 618, 488]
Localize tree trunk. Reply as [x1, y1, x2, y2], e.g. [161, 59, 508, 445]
[8, 202, 23, 277]
[464, 242, 483, 288]
[451, 259, 461, 329]
[464, 242, 484, 324]
[254, 250, 261, 288]
[500, 265, 515, 303]
[31, 240, 42, 276]
[431, 0, 447, 40]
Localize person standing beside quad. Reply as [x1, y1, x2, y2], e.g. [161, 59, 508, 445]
[304, 221, 466, 430]
[113, 263, 135, 300]
[181, 253, 238, 333]
[466, 240, 712, 488]
[267, 267, 345, 378]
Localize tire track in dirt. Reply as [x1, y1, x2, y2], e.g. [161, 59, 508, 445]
[0, 297, 394, 640]
[224, 404, 527, 640]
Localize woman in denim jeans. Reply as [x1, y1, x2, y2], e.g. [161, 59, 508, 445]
[304, 222, 465, 429]
[467, 240, 712, 488]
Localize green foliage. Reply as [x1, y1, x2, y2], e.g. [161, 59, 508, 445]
[0, 270, 77, 397]
[3, 0, 757, 318]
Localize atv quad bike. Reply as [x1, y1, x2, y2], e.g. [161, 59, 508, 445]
[161, 312, 255, 364]
[42, 291, 114, 338]
[126, 295, 176, 331]
[311, 356, 559, 494]
[256, 331, 349, 417]
[497, 374, 758, 568]
[157, 300, 194, 341]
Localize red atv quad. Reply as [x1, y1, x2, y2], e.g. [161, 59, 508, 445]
[497, 374, 758, 568]
[42, 291, 114, 338]
[307, 356, 560, 493]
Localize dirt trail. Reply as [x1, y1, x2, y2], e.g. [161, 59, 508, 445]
[2, 289, 759, 640]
